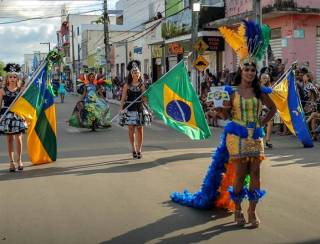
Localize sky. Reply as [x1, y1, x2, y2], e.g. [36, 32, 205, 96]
[0, 0, 117, 64]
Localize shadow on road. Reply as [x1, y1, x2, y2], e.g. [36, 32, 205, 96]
[101, 201, 238, 244]
[265, 145, 320, 168]
[284, 240, 320, 244]
[0, 153, 210, 181]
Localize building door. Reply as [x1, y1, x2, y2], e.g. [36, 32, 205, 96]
[316, 26, 320, 84]
[152, 58, 163, 82]
[120, 63, 125, 83]
[116, 64, 119, 78]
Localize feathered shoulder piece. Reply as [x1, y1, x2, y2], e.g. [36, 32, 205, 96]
[4, 63, 21, 73]
[127, 60, 141, 72]
[219, 20, 270, 66]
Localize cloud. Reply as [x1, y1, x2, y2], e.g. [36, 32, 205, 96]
[0, 0, 117, 64]
[0, 19, 59, 64]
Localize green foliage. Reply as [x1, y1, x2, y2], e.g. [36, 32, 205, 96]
[94, 16, 105, 24]
[161, 22, 189, 39]
[0, 60, 6, 77]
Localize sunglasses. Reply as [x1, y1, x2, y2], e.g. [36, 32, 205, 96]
[243, 68, 256, 73]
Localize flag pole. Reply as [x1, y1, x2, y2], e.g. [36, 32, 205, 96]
[271, 61, 297, 88]
[110, 60, 186, 123]
[110, 88, 148, 123]
[0, 61, 48, 124]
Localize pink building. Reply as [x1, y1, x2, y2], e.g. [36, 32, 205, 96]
[223, 0, 320, 83]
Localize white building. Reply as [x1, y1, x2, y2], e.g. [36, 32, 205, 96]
[23, 52, 47, 74]
[81, 23, 135, 81]
[114, 0, 165, 81]
[58, 5, 123, 79]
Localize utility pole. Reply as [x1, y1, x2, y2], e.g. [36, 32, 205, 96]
[191, 0, 200, 93]
[253, 0, 265, 66]
[103, 0, 111, 79]
[71, 24, 76, 81]
[253, 0, 262, 24]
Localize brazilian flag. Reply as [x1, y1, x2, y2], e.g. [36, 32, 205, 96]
[145, 61, 211, 140]
[10, 62, 57, 164]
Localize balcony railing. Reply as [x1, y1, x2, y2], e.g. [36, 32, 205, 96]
[263, 0, 320, 14]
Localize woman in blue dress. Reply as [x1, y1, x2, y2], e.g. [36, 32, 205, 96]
[69, 72, 111, 131]
[58, 80, 67, 103]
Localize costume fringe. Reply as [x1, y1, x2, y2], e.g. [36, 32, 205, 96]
[170, 120, 266, 210]
[170, 132, 230, 209]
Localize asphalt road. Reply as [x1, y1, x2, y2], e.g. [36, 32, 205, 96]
[0, 95, 319, 244]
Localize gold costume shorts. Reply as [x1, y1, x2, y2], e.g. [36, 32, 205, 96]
[226, 134, 264, 163]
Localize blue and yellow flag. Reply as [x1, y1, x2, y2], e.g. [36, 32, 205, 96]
[270, 70, 313, 147]
[10, 62, 57, 164]
[145, 61, 211, 140]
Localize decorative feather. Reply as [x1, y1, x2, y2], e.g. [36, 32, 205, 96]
[242, 20, 262, 55]
[237, 23, 247, 48]
[255, 24, 271, 62]
[219, 26, 248, 60]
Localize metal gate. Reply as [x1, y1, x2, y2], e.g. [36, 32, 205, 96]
[270, 38, 283, 61]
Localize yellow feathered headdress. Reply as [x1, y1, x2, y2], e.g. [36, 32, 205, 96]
[219, 20, 271, 66]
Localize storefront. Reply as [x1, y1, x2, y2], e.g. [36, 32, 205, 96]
[164, 34, 224, 75]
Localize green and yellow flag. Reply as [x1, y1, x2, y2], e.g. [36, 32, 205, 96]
[10, 62, 57, 164]
[145, 61, 211, 140]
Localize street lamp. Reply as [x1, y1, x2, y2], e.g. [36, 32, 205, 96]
[40, 42, 51, 52]
[193, 2, 201, 12]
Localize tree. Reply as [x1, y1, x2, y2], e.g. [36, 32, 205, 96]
[0, 61, 5, 77]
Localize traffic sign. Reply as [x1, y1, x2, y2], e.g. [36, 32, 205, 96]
[193, 55, 209, 71]
[194, 38, 209, 53]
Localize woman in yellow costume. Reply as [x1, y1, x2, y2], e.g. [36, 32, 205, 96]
[171, 20, 276, 228]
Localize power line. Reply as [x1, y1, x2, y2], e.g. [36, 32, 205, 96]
[111, 6, 189, 45]
[0, 8, 103, 24]
[86, 1, 186, 51]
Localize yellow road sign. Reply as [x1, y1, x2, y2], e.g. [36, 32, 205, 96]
[193, 55, 209, 71]
[194, 38, 209, 52]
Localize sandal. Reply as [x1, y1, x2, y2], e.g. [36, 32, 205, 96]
[17, 161, 24, 171]
[266, 141, 273, 149]
[234, 209, 246, 226]
[137, 152, 142, 159]
[248, 210, 260, 228]
[9, 161, 16, 172]
[132, 151, 138, 159]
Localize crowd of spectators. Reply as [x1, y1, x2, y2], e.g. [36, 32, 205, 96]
[199, 59, 320, 144]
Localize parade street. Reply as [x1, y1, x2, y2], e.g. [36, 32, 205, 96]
[0, 95, 320, 244]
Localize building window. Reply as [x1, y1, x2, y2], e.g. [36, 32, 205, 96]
[77, 26, 80, 36]
[271, 28, 281, 39]
[317, 26, 320, 37]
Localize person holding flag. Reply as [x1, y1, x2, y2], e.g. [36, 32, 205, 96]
[171, 20, 276, 228]
[0, 63, 27, 172]
[119, 60, 152, 159]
